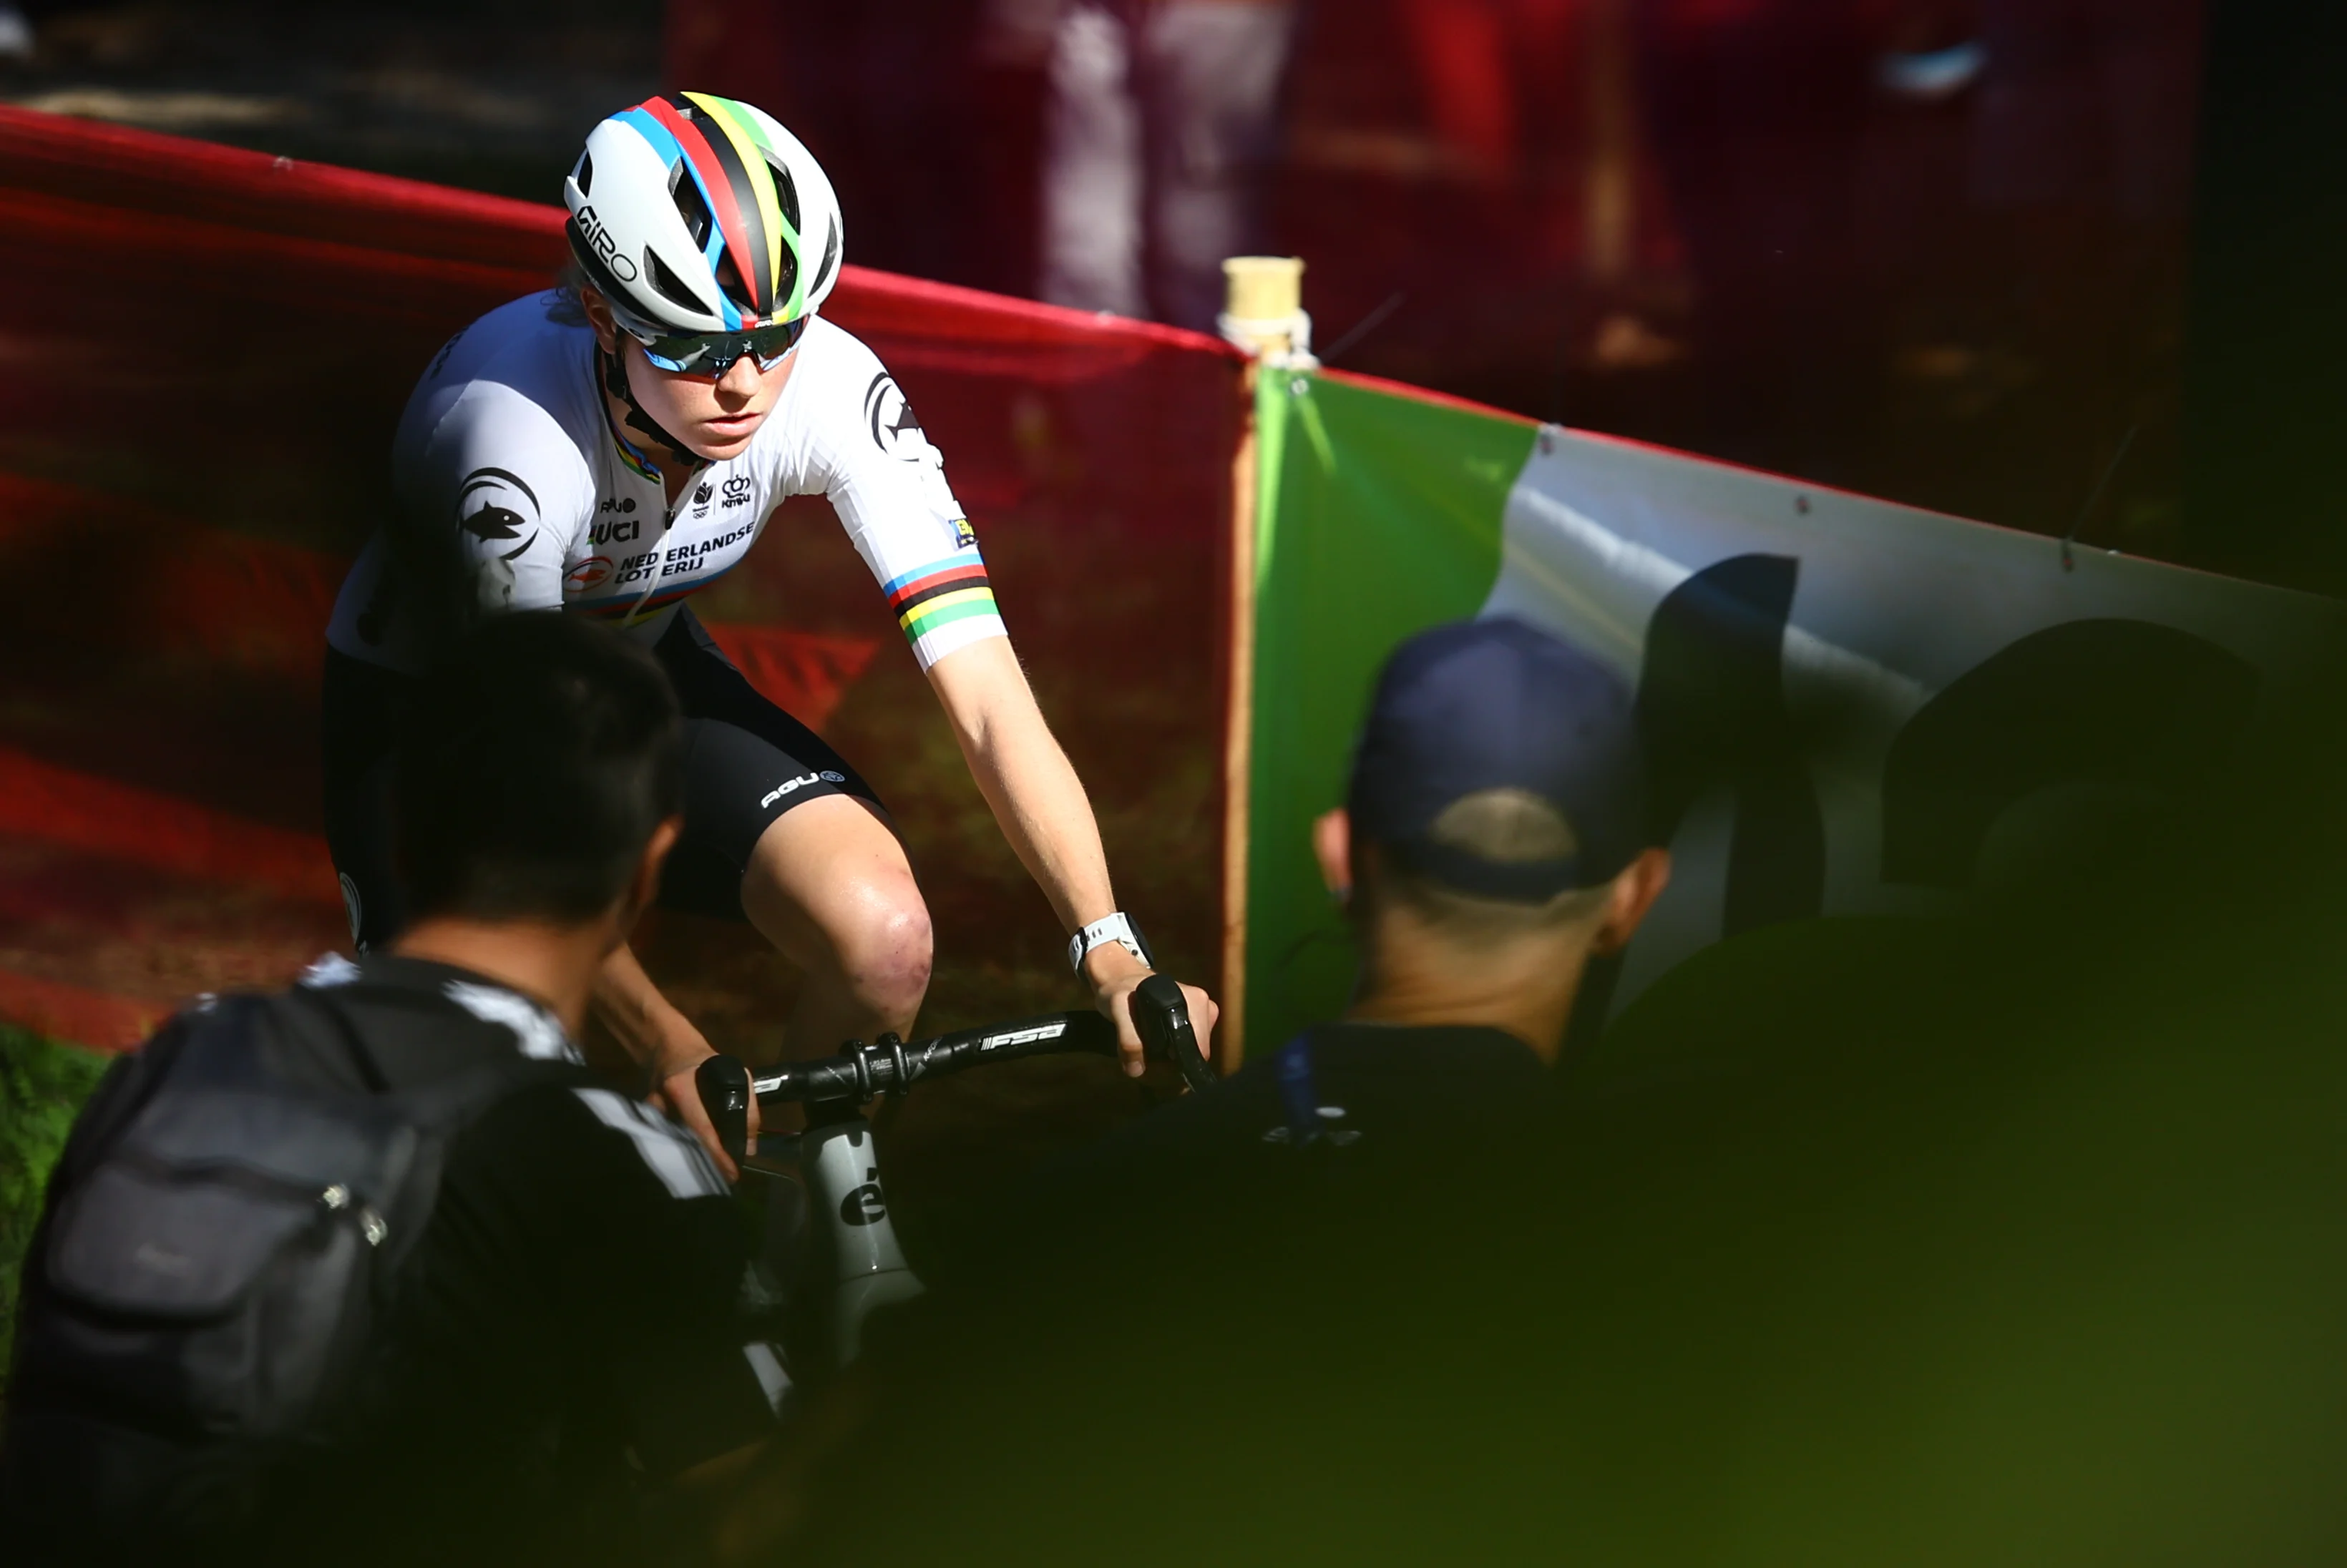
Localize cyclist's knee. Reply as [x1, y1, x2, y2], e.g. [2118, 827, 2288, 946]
[831, 892, 932, 1013]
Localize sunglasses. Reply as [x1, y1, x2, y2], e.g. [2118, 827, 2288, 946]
[631, 316, 809, 376]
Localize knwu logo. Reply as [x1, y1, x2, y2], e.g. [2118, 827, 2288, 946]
[721, 474, 754, 509]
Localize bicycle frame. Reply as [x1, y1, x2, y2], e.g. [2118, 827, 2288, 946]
[734, 1109, 920, 1373]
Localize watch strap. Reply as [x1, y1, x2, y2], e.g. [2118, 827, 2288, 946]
[1068, 911, 1152, 974]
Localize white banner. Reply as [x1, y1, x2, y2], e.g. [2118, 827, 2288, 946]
[1481, 428, 2347, 1009]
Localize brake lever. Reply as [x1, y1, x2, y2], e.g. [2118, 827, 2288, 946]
[1132, 974, 1217, 1094]
[695, 1054, 752, 1167]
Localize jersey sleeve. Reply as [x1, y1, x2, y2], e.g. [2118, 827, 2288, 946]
[805, 330, 1009, 671]
[394, 379, 594, 637]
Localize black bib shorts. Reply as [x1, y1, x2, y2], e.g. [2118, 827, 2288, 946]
[322, 607, 882, 950]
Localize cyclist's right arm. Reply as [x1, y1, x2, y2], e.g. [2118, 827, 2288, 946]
[391, 378, 596, 636]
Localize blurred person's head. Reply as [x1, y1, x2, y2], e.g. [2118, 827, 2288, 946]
[395, 611, 684, 959]
[1313, 617, 1669, 1059]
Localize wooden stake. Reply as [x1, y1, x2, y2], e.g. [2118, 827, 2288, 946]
[1218, 361, 1260, 1071]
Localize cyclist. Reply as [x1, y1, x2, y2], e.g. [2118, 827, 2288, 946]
[323, 92, 1216, 1167]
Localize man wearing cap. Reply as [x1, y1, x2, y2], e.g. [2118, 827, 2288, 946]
[940, 618, 1670, 1255]
[1272, 613, 1673, 1142]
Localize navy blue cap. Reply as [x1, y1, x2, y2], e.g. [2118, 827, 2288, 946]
[1348, 617, 1646, 902]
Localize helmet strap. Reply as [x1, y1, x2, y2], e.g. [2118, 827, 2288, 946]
[597, 340, 709, 478]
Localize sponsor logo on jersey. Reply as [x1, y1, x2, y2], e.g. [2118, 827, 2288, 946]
[457, 466, 540, 562]
[721, 474, 753, 509]
[566, 555, 615, 592]
[952, 517, 977, 550]
[589, 517, 640, 546]
[759, 773, 822, 809]
[597, 496, 639, 514]
[864, 373, 935, 464]
[693, 481, 714, 518]
[573, 204, 640, 283]
[660, 519, 760, 577]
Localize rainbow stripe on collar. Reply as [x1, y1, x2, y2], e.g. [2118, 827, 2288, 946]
[603, 406, 663, 484]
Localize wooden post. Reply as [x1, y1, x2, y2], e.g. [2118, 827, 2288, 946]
[1219, 361, 1259, 1072]
[1214, 255, 1303, 1072]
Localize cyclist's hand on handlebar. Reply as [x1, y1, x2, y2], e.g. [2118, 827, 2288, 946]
[595, 946, 758, 1181]
[1083, 946, 1219, 1079]
[648, 1032, 762, 1182]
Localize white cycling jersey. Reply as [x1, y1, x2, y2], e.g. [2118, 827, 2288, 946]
[326, 290, 1007, 677]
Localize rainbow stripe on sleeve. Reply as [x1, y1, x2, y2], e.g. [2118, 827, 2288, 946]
[883, 545, 1001, 649]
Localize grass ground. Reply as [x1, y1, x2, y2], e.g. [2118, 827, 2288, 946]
[0, 1028, 108, 1402]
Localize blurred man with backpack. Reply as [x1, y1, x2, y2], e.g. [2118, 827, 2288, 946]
[0, 614, 781, 1565]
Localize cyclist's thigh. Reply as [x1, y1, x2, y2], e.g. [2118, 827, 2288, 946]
[655, 610, 889, 920]
[320, 649, 411, 950]
[737, 794, 925, 969]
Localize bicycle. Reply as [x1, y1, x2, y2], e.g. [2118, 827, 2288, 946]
[695, 974, 1213, 1394]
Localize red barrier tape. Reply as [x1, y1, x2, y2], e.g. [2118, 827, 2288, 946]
[0, 749, 337, 908]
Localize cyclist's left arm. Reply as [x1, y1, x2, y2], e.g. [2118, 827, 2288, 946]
[808, 326, 1216, 1069]
[926, 639, 1218, 1074]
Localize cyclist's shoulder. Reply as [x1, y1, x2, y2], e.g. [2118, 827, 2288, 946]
[401, 295, 598, 454]
[798, 312, 880, 377]
[774, 316, 892, 438]
[419, 292, 590, 388]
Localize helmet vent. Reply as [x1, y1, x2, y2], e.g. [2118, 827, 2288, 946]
[713, 253, 758, 318]
[669, 165, 715, 249]
[763, 153, 801, 235]
[574, 150, 593, 196]
[811, 217, 839, 298]
[645, 248, 711, 318]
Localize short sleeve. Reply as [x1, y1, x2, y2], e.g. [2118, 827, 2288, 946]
[395, 380, 595, 631]
[804, 328, 1009, 671]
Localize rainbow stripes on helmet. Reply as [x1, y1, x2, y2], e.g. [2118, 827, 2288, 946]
[565, 93, 844, 338]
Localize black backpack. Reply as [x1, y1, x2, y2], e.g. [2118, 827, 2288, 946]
[2, 986, 585, 1557]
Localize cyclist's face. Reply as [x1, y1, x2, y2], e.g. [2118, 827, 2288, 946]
[623, 338, 796, 462]
[581, 286, 797, 462]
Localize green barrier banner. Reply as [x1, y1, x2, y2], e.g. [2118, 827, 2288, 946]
[1239, 368, 2347, 1057]
[1241, 371, 1534, 1052]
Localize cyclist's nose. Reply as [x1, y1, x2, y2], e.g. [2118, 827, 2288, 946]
[716, 354, 763, 399]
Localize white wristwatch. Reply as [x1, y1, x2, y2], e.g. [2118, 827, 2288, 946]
[1068, 911, 1153, 974]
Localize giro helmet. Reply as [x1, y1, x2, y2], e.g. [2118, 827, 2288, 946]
[564, 92, 844, 338]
